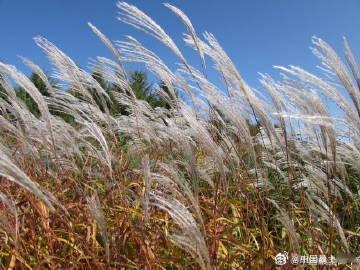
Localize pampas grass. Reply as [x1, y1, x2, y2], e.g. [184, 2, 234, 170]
[0, 2, 359, 269]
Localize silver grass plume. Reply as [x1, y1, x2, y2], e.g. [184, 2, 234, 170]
[164, 3, 205, 71]
[34, 36, 110, 111]
[343, 37, 360, 91]
[117, 2, 188, 67]
[268, 199, 300, 253]
[0, 145, 54, 211]
[20, 57, 56, 95]
[142, 154, 151, 221]
[81, 120, 113, 178]
[307, 194, 350, 253]
[0, 192, 18, 244]
[87, 191, 110, 263]
[88, 22, 129, 87]
[149, 187, 210, 270]
[116, 36, 178, 101]
[311, 36, 360, 117]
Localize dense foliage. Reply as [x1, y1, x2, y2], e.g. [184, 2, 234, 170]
[0, 2, 359, 269]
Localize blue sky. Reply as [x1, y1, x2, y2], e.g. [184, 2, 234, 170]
[0, 0, 359, 89]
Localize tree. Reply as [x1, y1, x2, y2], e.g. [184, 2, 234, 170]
[130, 71, 153, 100]
[0, 74, 6, 99]
[30, 73, 49, 96]
[156, 81, 176, 109]
[16, 73, 47, 117]
[129, 71, 172, 109]
[95, 70, 173, 116]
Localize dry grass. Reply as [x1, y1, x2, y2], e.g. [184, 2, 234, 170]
[0, 2, 359, 269]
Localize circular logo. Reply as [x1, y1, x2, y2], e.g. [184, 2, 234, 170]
[275, 252, 288, 266]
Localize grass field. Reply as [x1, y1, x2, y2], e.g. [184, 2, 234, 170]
[0, 2, 359, 269]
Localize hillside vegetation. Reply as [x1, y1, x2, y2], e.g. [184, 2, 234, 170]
[0, 2, 359, 269]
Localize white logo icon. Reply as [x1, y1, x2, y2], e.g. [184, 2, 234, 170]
[275, 251, 288, 265]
